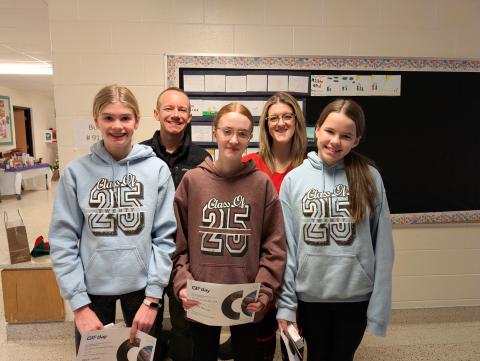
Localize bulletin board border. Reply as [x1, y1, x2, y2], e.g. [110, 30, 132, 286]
[166, 53, 480, 87]
[165, 53, 480, 225]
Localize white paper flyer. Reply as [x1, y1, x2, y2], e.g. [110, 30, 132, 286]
[187, 280, 260, 326]
[76, 327, 156, 361]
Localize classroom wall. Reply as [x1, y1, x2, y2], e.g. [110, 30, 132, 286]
[47, 0, 480, 311]
[0, 86, 56, 165]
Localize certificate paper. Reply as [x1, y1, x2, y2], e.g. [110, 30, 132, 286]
[77, 327, 156, 361]
[187, 280, 260, 326]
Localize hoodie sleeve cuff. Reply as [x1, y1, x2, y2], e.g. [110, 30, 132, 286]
[367, 319, 387, 337]
[145, 284, 164, 300]
[276, 307, 297, 323]
[69, 292, 91, 311]
[257, 292, 270, 307]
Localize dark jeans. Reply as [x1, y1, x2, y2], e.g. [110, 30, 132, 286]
[190, 321, 258, 361]
[297, 300, 369, 361]
[74, 289, 163, 361]
[157, 281, 193, 361]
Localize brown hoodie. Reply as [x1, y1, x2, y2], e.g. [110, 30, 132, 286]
[173, 157, 286, 312]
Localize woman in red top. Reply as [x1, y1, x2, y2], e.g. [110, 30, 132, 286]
[219, 92, 307, 361]
[243, 92, 307, 192]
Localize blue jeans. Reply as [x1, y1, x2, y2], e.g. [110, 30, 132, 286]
[74, 289, 163, 361]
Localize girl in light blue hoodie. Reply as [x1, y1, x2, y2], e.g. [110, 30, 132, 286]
[276, 99, 394, 361]
[49, 85, 176, 357]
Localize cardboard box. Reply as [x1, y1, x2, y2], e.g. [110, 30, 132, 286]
[2, 267, 64, 323]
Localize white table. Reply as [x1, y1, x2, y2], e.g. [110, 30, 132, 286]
[0, 165, 52, 201]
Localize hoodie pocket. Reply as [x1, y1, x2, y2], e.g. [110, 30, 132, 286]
[193, 263, 250, 284]
[85, 246, 147, 280]
[296, 253, 373, 300]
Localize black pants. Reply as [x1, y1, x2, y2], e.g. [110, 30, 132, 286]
[256, 304, 279, 361]
[157, 281, 193, 361]
[297, 300, 368, 361]
[74, 289, 163, 361]
[190, 321, 258, 361]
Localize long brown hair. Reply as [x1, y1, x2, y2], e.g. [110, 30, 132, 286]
[316, 99, 377, 223]
[259, 92, 307, 171]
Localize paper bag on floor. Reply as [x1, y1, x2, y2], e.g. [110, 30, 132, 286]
[4, 210, 31, 264]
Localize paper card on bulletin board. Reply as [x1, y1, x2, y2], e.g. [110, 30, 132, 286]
[268, 75, 288, 92]
[205, 75, 226, 92]
[288, 75, 309, 93]
[226, 76, 247, 92]
[184, 75, 205, 92]
[192, 125, 213, 142]
[247, 101, 267, 117]
[191, 99, 267, 118]
[74, 119, 101, 148]
[306, 126, 315, 143]
[190, 99, 203, 116]
[247, 75, 267, 92]
[202, 100, 232, 116]
[251, 126, 260, 142]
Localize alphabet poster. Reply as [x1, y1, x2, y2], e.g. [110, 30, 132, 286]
[311, 74, 401, 96]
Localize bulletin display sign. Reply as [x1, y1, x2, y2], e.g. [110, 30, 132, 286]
[73, 118, 101, 149]
[165, 54, 480, 225]
[0, 95, 14, 146]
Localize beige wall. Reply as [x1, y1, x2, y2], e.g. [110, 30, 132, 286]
[0, 86, 56, 165]
[47, 0, 480, 310]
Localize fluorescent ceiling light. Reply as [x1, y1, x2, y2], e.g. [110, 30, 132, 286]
[0, 63, 53, 75]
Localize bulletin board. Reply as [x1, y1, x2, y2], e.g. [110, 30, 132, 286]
[165, 54, 480, 224]
[0, 95, 14, 146]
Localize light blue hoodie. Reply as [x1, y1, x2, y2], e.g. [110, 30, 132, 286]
[49, 141, 176, 311]
[276, 151, 394, 337]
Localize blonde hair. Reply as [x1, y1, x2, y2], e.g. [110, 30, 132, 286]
[316, 99, 377, 223]
[93, 84, 140, 119]
[213, 103, 254, 130]
[259, 92, 307, 171]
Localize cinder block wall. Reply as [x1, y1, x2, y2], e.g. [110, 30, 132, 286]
[46, 0, 480, 320]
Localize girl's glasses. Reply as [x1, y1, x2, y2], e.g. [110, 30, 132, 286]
[267, 112, 295, 124]
[216, 127, 251, 141]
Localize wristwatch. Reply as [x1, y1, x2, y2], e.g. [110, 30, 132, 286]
[143, 299, 161, 308]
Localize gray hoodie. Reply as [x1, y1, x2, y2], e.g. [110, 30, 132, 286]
[276, 151, 394, 336]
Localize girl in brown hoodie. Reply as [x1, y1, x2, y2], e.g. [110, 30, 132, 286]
[173, 103, 286, 361]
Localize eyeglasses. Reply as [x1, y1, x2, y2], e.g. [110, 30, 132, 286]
[266, 112, 296, 124]
[215, 127, 252, 141]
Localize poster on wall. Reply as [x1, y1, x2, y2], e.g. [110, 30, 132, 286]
[73, 118, 101, 148]
[311, 74, 401, 96]
[0, 95, 14, 146]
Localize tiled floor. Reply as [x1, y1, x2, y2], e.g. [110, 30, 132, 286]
[1, 182, 480, 361]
